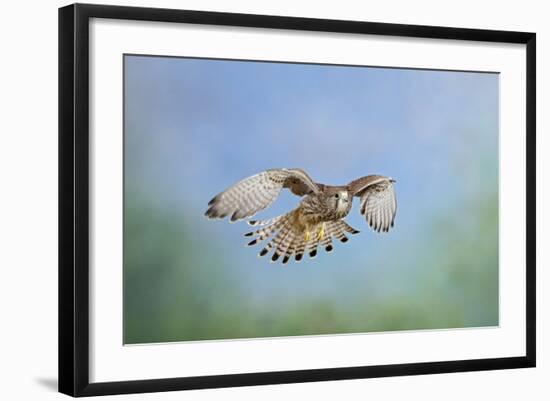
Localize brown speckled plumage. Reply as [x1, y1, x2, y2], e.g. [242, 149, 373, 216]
[205, 168, 396, 264]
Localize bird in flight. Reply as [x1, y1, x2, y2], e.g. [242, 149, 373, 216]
[205, 168, 397, 264]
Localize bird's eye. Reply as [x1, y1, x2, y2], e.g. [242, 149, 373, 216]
[334, 194, 340, 199]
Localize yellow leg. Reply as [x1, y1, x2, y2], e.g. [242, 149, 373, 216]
[316, 223, 325, 240]
[304, 230, 310, 242]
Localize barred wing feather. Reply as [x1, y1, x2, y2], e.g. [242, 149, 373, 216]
[348, 175, 397, 233]
[205, 168, 319, 222]
[359, 182, 397, 232]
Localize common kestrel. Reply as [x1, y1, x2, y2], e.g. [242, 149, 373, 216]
[205, 168, 397, 264]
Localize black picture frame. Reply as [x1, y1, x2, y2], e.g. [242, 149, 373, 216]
[59, 3, 536, 397]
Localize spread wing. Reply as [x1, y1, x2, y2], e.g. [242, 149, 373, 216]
[205, 168, 320, 222]
[348, 175, 397, 233]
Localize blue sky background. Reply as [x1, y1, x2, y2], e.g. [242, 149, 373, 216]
[123, 55, 499, 343]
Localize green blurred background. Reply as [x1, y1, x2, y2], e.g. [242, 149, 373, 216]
[123, 55, 499, 344]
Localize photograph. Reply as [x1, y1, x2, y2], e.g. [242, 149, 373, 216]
[123, 54, 499, 345]
[0, 0, 541, 399]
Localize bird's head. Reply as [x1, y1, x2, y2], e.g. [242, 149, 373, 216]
[325, 188, 350, 213]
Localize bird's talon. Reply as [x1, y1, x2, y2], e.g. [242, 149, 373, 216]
[316, 225, 325, 240]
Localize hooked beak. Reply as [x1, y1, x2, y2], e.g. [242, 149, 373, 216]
[389, 178, 396, 183]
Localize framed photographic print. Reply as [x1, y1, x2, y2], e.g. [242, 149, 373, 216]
[58, 3, 536, 397]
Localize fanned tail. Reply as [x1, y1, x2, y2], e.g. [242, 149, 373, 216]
[245, 214, 360, 264]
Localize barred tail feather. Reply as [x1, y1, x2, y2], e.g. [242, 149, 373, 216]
[269, 224, 294, 263]
[319, 226, 334, 253]
[247, 214, 285, 227]
[244, 214, 289, 247]
[321, 220, 360, 253]
[250, 211, 306, 264]
[294, 234, 309, 262]
[307, 233, 320, 259]
[246, 215, 359, 263]
[286, 230, 309, 264]
[280, 230, 298, 265]
[247, 211, 294, 261]
[339, 220, 360, 235]
[329, 221, 349, 243]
